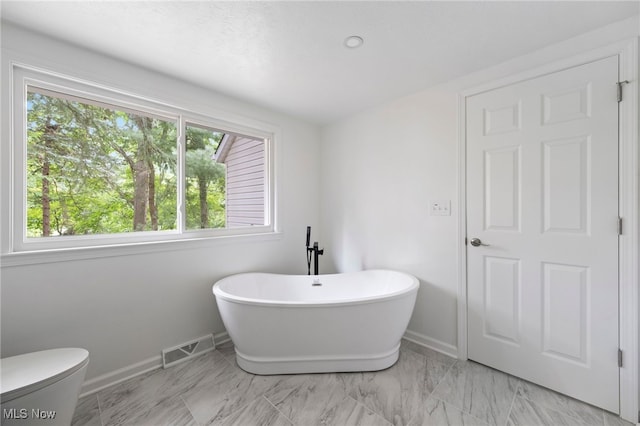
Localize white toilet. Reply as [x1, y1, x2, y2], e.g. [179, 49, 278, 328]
[1, 348, 89, 426]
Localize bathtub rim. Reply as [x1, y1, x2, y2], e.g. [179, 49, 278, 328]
[212, 269, 419, 308]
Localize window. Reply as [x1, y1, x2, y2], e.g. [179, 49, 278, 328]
[12, 66, 274, 252]
[27, 88, 179, 236]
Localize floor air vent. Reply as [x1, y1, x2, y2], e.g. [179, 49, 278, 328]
[162, 334, 215, 368]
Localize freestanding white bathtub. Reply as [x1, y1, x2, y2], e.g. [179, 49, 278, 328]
[212, 270, 419, 375]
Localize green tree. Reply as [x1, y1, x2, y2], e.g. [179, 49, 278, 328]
[185, 127, 226, 229]
[26, 90, 177, 236]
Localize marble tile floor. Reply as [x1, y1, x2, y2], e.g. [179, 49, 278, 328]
[72, 339, 633, 426]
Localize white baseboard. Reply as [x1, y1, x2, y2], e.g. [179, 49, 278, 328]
[403, 329, 458, 359]
[79, 330, 231, 397]
[79, 355, 162, 397]
[79, 330, 450, 398]
[214, 330, 231, 345]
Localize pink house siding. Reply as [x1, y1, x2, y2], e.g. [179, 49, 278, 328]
[215, 135, 265, 227]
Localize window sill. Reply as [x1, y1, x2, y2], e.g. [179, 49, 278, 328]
[0, 231, 283, 267]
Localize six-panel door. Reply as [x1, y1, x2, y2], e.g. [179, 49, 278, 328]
[466, 55, 619, 412]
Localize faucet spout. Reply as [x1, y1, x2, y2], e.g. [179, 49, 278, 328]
[312, 242, 324, 276]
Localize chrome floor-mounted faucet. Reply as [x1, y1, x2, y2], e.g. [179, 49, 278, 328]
[306, 226, 324, 275]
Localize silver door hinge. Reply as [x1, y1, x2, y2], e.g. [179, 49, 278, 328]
[617, 80, 629, 102]
[618, 348, 623, 367]
[618, 217, 623, 235]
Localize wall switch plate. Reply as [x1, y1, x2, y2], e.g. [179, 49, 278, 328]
[430, 200, 451, 216]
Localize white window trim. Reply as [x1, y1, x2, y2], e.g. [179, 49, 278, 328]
[3, 64, 280, 262]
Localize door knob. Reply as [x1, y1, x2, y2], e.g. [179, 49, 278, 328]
[469, 238, 489, 247]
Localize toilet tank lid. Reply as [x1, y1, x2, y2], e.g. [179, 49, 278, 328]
[1, 348, 89, 401]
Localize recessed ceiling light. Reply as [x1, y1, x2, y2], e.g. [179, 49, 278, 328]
[344, 35, 364, 49]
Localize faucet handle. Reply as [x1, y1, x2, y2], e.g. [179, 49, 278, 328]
[312, 242, 324, 255]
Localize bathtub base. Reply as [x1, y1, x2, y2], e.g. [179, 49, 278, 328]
[234, 343, 400, 375]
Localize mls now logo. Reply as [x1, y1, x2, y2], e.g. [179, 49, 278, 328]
[3, 408, 56, 420]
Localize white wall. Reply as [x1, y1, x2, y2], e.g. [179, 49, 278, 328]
[0, 23, 320, 383]
[320, 88, 459, 352]
[320, 16, 640, 355]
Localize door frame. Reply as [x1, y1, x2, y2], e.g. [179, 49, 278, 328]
[457, 38, 638, 421]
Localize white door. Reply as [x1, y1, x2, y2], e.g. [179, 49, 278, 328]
[466, 56, 619, 412]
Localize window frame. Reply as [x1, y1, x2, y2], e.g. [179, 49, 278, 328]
[9, 65, 277, 254]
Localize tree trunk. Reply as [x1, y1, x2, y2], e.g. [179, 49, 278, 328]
[41, 121, 58, 237]
[42, 155, 50, 236]
[198, 176, 208, 229]
[133, 159, 149, 231]
[59, 196, 74, 235]
[148, 160, 158, 231]
[132, 116, 153, 232]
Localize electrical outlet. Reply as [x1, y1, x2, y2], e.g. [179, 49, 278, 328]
[430, 200, 451, 216]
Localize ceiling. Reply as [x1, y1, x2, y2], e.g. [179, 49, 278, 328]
[2, 1, 638, 124]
